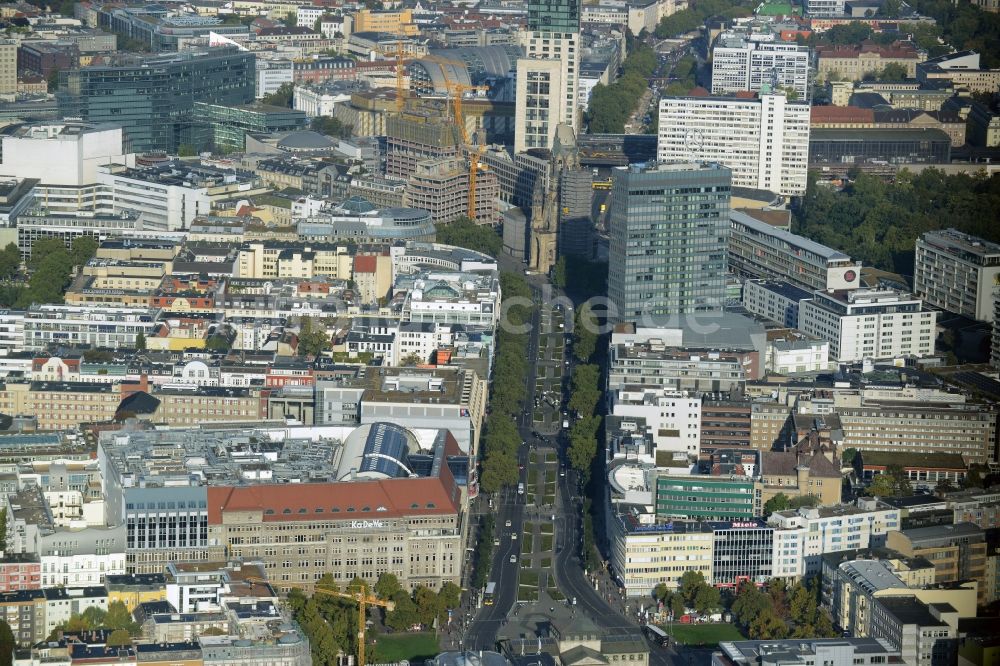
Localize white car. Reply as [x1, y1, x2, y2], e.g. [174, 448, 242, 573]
[509, 555, 517, 564]
[511, 533, 518, 540]
[505, 519, 512, 527]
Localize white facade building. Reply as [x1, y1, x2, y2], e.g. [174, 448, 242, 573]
[806, 0, 846, 17]
[767, 338, 830, 374]
[296, 6, 324, 28]
[21, 304, 160, 351]
[797, 289, 937, 363]
[0, 123, 126, 187]
[294, 85, 353, 117]
[255, 60, 294, 99]
[712, 37, 812, 101]
[96, 167, 212, 231]
[43, 588, 108, 637]
[658, 92, 810, 196]
[41, 550, 126, 588]
[609, 388, 702, 458]
[0, 309, 23, 357]
[769, 499, 901, 579]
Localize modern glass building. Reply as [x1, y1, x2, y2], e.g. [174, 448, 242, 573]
[58, 47, 256, 154]
[527, 0, 580, 32]
[192, 102, 308, 153]
[607, 161, 731, 323]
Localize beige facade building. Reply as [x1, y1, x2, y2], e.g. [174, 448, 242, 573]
[887, 523, 988, 605]
[816, 43, 921, 81]
[235, 241, 354, 279]
[0, 381, 122, 430]
[403, 158, 500, 226]
[0, 40, 16, 97]
[347, 8, 418, 36]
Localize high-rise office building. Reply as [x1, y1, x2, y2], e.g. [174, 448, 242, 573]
[58, 47, 256, 154]
[711, 36, 812, 101]
[514, 0, 581, 152]
[607, 162, 731, 324]
[658, 91, 810, 197]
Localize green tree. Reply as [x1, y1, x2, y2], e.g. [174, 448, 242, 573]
[678, 570, 708, 606]
[480, 450, 519, 492]
[732, 580, 771, 626]
[70, 235, 99, 269]
[106, 629, 132, 647]
[311, 116, 352, 138]
[104, 601, 136, 633]
[262, 82, 295, 108]
[0, 619, 14, 666]
[434, 216, 502, 257]
[694, 584, 722, 614]
[374, 572, 403, 600]
[573, 304, 598, 362]
[205, 335, 231, 352]
[47, 67, 60, 93]
[413, 585, 441, 627]
[763, 493, 791, 515]
[749, 608, 788, 639]
[567, 414, 601, 480]
[552, 256, 567, 288]
[297, 316, 330, 357]
[178, 144, 198, 157]
[0, 507, 6, 553]
[438, 581, 461, 610]
[841, 447, 858, 464]
[0, 243, 19, 280]
[135, 330, 147, 351]
[875, 62, 909, 82]
[385, 590, 418, 631]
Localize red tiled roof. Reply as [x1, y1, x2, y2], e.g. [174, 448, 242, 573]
[353, 255, 378, 273]
[734, 90, 757, 99]
[208, 476, 459, 524]
[688, 86, 710, 97]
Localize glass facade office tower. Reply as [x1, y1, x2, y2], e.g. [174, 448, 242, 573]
[607, 162, 731, 324]
[527, 0, 580, 31]
[59, 47, 256, 154]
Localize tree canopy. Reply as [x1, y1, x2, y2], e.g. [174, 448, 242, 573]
[586, 44, 658, 134]
[434, 216, 502, 258]
[262, 82, 295, 108]
[796, 169, 1000, 275]
[655, 0, 753, 38]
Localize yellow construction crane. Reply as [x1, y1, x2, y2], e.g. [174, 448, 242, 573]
[374, 38, 409, 112]
[246, 578, 393, 666]
[314, 583, 394, 666]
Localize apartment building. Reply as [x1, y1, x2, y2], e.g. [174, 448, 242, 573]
[825, 556, 979, 651]
[658, 92, 810, 197]
[869, 596, 959, 666]
[21, 304, 159, 352]
[914, 229, 1000, 321]
[887, 524, 988, 605]
[798, 289, 937, 362]
[768, 499, 900, 579]
[742, 279, 812, 328]
[729, 210, 862, 291]
[712, 36, 812, 101]
[0, 381, 123, 430]
[713, 639, 901, 666]
[609, 388, 702, 459]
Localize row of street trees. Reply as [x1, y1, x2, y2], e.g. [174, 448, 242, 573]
[730, 578, 837, 640]
[479, 272, 534, 493]
[586, 43, 658, 133]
